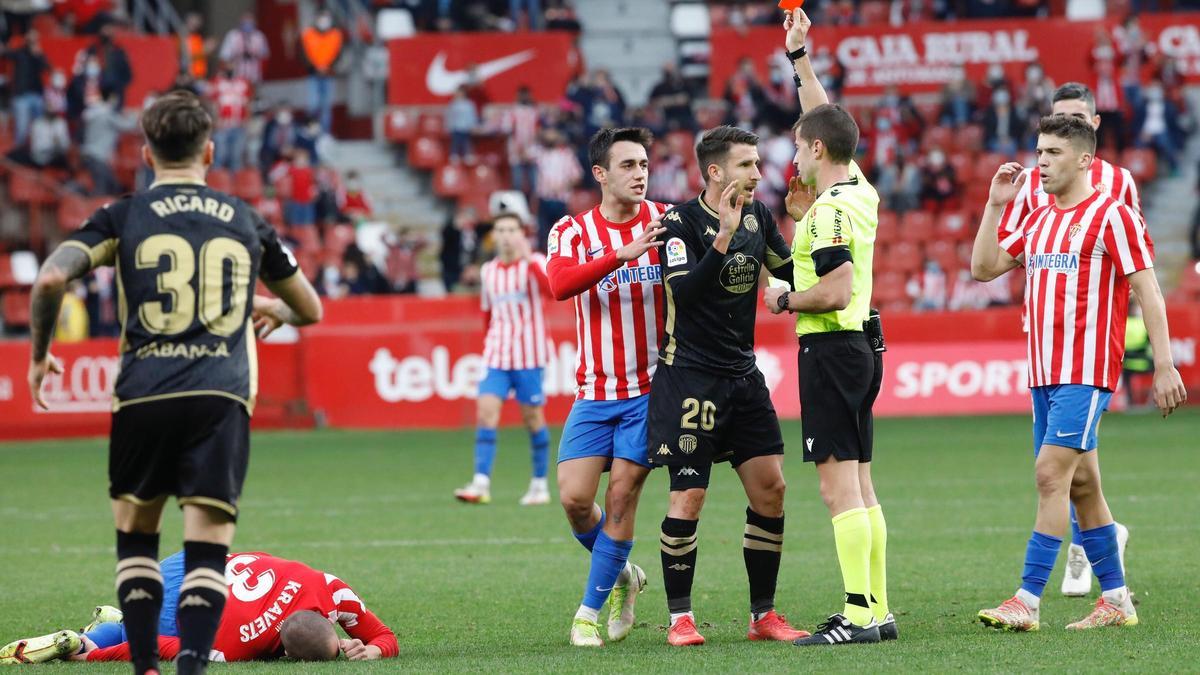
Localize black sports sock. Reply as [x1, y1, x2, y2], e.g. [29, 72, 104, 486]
[743, 507, 785, 617]
[660, 517, 699, 615]
[175, 541, 229, 675]
[115, 530, 162, 675]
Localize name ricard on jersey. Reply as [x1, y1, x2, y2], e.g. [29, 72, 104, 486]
[149, 192, 237, 222]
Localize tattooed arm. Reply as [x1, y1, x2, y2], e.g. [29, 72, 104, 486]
[28, 245, 94, 409]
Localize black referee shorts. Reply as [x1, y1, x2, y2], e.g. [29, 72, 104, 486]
[798, 331, 883, 463]
[109, 395, 250, 520]
[646, 363, 785, 491]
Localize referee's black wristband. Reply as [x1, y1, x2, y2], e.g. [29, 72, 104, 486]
[787, 45, 807, 63]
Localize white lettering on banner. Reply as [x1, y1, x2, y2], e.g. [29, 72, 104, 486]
[0, 376, 12, 402]
[837, 30, 1038, 88]
[36, 356, 118, 413]
[1158, 25, 1200, 75]
[893, 359, 1028, 399]
[370, 342, 577, 403]
[1172, 338, 1196, 368]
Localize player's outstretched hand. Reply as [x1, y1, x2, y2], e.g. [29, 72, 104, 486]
[718, 180, 746, 238]
[784, 176, 816, 222]
[616, 221, 666, 262]
[1152, 365, 1187, 418]
[763, 285, 788, 314]
[27, 352, 63, 410]
[987, 162, 1026, 207]
[339, 638, 382, 661]
[251, 295, 289, 339]
[783, 8, 811, 52]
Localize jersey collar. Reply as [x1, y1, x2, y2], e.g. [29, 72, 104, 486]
[149, 178, 208, 189]
[592, 202, 647, 232]
[697, 191, 720, 220]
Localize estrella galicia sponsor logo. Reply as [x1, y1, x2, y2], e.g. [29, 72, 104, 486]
[599, 264, 662, 293]
[1027, 252, 1079, 276]
[720, 252, 759, 294]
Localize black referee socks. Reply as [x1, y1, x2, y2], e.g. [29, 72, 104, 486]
[176, 541, 230, 675]
[115, 530, 162, 675]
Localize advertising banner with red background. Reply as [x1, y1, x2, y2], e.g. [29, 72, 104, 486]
[3, 298, 1197, 439]
[710, 13, 1200, 98]
[387, 32, 581, 105]
[40, 35, 178, 109]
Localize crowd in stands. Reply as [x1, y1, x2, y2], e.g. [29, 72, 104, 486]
[369, 0, 580, 32]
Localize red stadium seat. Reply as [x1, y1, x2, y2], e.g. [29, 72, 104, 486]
[417, 113, 446, 139]
[901, 211, 934, 242]
[233, 169, 264, 202]
[948, 152, 975, 185]
[1120, 148, 1157, 184]
[467, 164, 503, 198]
[872, 271, 908, 308]
[324, 224, 357, 261]
[8, 169, 54, 206]
[936, 210, 973, 243]
[955, 125, 984, 154]
[925, 239, 958, 273]
[889, 241, 922, 275]
[1, 289, 32, 328]
[0, 254, 15, 289]
[875, 210, 899, 246]
[56, 193, 91, 233]
[434, 164, 468, 198]
[207, 169, 233, 194]
[859, 1, 889, 25]
[921, 126, 953, 153]
[289, 226, 322, 254]
[567, 189, 598, 218]
[409, 137, 446, 170]
[384, 109, 417, 144]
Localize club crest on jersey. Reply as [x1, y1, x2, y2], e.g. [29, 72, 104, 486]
[547, 228, 560, 254]
[1094, 182, 1110, 195]
[666, 237, 688, 267]
[742, 214, 759, 233]
[1068, 222, 1083, 240]
[678, 434, 698, 454]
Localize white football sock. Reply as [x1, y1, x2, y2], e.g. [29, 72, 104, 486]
[575, 605, 600, 623]
[530, 477, 548, 492]
[1015, 588, 1040, 610]
[669, 611, 694, 627]
[1101, 586, 1129, 607]
[472, 473, 490, 488]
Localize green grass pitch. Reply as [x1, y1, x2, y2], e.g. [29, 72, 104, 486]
[2, 410, 1198, 673]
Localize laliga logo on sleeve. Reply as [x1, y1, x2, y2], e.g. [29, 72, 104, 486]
[666, 237, 688, 267]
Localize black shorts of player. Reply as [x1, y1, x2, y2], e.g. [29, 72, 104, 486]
[646, 363, 785, 491]
[109, 395, 250, 521]
[798, 331, 883, 463]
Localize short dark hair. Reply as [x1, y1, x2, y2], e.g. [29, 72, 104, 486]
[492, 212, 524, 229]
[695, 125, 759, 179]
[793, 104, 859, 164]
[140, 90, 212, 165]
[588, 127, 654, 169]
[279, 611, 339, 662]
[1052, 82, 1096, 115]
[1038, 114, 1096, 155]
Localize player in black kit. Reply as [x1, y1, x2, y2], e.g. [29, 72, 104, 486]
[647, 126, 807, 646]
[26, 91, 322, 675]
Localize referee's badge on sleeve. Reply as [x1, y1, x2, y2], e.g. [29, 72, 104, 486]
[666, 238, 687, 266]
[547, 227, 560, 255]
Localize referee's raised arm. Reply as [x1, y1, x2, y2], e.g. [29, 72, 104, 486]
[783, 8, 829, 114]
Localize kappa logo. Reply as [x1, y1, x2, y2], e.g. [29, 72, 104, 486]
[668, 564, 691, 571]
[704, 226, 717, 237]
[677, 466, 700, 477]
[426, 50, 536, 96]
[179, 594, 213, 608]
[657, 444, 672, 456]
[123, 588, 155, 603]
[805, 438, 814, 452]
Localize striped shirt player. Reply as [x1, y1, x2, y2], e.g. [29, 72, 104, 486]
[83, 552, 399, 662]
[1000, 190, 1154, 393]
[480, 253, 552, 373]
[998, 157, 1142, 239]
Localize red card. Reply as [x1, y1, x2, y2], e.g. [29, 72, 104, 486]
[778, 0, 805, 9]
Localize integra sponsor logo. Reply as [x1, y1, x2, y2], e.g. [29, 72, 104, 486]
[1027, 252, 1079, 274]
[599, 265, 662, 293]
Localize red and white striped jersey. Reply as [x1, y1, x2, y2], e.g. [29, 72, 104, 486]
[210, 76, 252, 129]
[480, 254, 551, 370]
[1000, 190, 1154, 390]
[548, 201, 670, 400]
[998, 156, 1142, 240]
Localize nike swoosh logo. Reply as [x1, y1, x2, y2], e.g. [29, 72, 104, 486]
[587, 247, 604, 256]
[595, 586, 613, 593]
[426, 50, 537, 97]
[1055, 431, 1081, 437]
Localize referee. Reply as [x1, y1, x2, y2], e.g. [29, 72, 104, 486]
[763, 8, 891, 646]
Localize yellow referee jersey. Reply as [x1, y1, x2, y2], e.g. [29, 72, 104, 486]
[791, 160, 879, 336]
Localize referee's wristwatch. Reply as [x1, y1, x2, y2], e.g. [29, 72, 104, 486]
[777, 291, 791, 312]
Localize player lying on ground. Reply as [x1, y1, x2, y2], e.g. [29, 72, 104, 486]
[0, 551, 398, 664]
[971, 115, 1185, 631]
[454, 213, 554, 506]
[545, 128, 670, 646]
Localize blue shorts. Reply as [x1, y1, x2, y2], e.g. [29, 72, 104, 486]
[1031, 384, 1112, 454]
[478, 367, 544, 405]
[84, 551, 185, 648]
[557, 396, 650, 468]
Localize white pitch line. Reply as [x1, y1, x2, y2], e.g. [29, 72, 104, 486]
[6, 537, 561, 557]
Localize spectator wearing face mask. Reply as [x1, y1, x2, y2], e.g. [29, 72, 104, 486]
[210, 63, 253, 170]
[81, 23, 131, 108]
[81, 93, 136, 195]
[260, 107, 297, 176]
[983, 87, 1027, 155]
[301, 10, 343, 133]
[6, 108, 71, 171]
[920, 148, 958, 212]
[44, 69, 69, 116]
[1133, 81, 1184, 176]
[2, 29, 49, 146]
[220, 12, 270, 84]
